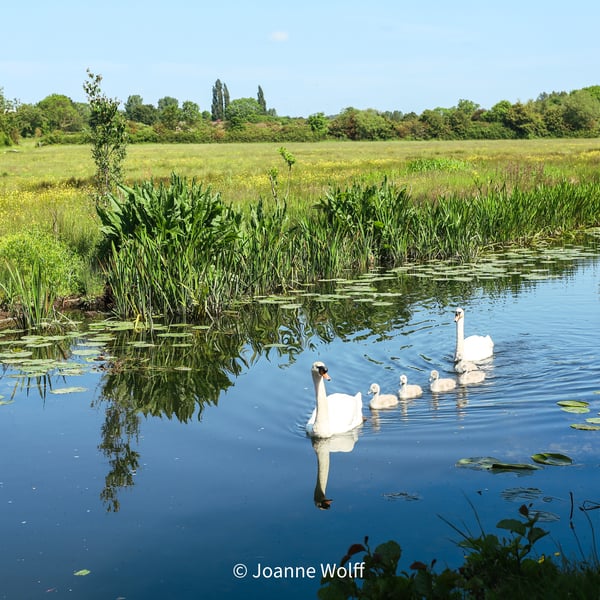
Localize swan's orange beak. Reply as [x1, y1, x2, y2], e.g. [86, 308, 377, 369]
[317, 365, 331, 380]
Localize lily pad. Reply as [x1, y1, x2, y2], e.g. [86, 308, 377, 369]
[456, 456, 541, 472]
[156, 332, 193, 338]
[71, 349, 101, 357]
[560, 406, 590, 414]
[570, 423, 600, 431]
[50, 387, 88, 395]
[489, 462, 542, 472]
[586, 417, 600, 424]
[455, 456, 502, 470]
[557, 400, 589, 408]
[73, 569, 91, 576]
[531, 452, 573, 466]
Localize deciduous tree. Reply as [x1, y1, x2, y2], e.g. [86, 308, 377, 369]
[83, 69, 127, 200]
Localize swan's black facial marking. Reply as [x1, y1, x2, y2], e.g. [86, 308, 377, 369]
[317, 365, 330, 380]
[454, 309, 464, 321]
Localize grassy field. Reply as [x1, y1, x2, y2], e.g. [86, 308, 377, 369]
[1, 137, 599, 242]
[3, 138, 600, 208]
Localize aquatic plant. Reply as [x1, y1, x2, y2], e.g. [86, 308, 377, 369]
[318, 502, 600, 599]
[96, 169, 600, 320]
[0, 260, 58, 330]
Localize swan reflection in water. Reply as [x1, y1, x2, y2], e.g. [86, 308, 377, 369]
[311, 430, 359, 510]
[305, 361, 363, 509]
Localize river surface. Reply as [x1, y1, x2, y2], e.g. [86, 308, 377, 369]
[1, 230, 599, 599]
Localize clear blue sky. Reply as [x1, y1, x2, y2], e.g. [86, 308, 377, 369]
[2, 0, 599, 117]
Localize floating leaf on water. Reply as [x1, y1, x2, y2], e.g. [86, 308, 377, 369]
[0, 358, 30, 365]
[557, 400, 589, 408]
[0, 399, 14, 406]
[531, 452, 573, 466]
[50, 387, 88, 395]
[279, 303, 303, 310]
[173, 366, 192, 371]
[586, 417, 600, 424]
[58, 368, 86, 376]
[0, 351, 34, 359]
[560, 406, 590, 414]
[86, 334, 114, 342]
[489, 462, 542, 472]
[455, 456, 502, 470]
[157, 332, 193, 338]
[127, 341, 156, 348]
[71, 349, 100, 356]
[571, 423, 600, 431]
[73, 569, 91, 576]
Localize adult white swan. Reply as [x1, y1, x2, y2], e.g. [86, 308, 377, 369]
[454, 307, 494, 362]
[306, 361, 363, 438]
[398, 374, 423, 399]
[368, 383, 399, 409]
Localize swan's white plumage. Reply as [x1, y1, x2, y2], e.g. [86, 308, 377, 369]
[306, 361, 363, 438]
[454, 307, 494, 362]
[398, 374, 423, 399]
[368, 383, 399, 409]
[429, 369, 456, 392]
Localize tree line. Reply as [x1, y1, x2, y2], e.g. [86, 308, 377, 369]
[2, 77, 600, 146]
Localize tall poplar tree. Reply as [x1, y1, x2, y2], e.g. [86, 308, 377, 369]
[257, 85, 267, 113]
[211, 79, 224, 120]
[223, 83, 230, 111]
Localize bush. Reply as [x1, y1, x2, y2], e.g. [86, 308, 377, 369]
[0, 229, 84, 298]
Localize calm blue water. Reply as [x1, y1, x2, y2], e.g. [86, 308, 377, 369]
[1, 236, 599, 599]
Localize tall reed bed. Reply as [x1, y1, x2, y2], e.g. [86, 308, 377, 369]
[99, 174, 600, 320]
[0, 261, 59, 330]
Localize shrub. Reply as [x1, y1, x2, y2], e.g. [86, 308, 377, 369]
[0, 229, 84, 298]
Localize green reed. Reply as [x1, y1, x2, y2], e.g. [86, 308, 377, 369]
[98, 173, 600, 321]
[0, 260, 59, 330]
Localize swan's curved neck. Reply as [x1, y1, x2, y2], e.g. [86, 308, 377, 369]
[312, 373, 330, 438]
[455, 317, 465, 360]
